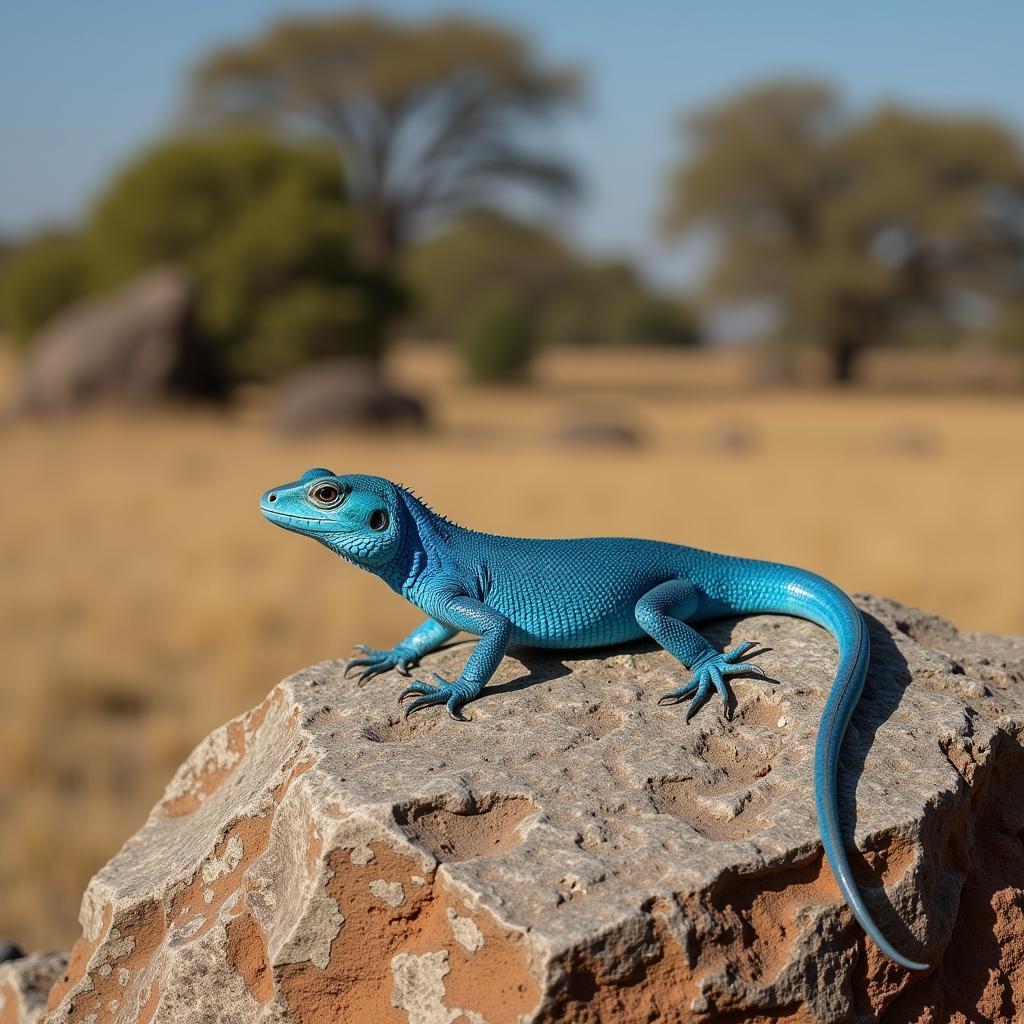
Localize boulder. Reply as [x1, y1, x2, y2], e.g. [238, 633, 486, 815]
[549, 418, 642, 448]
[702, 421, 757, 454]
[271, 360, 427, 434]
[37, 597, 1024, 1023]
[0, 945, 24, 966]
[14, 268, 219, 415]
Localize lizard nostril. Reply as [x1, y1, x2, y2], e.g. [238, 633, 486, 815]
[268, 493, 277, 502]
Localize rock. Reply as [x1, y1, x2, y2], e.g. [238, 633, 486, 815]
[703, 421, 757, 453]
[0, 953, 67, 1024]
[748, 350, 799, 387]
[550, 418, 642, 448]
[883, 426, 940, 457]
[14, 268, 219, 415]
[40, 597, 1024, 1023]
[0, 944, 23, 965]
[271, 360, 427, 434]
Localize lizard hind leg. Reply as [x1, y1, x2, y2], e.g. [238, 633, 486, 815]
[635, 580, 767, 721]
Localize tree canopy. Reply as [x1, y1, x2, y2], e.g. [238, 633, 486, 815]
[186, 12, 582, 266]
[403, 211, 698, 358]
[663, 80, 1024, 381]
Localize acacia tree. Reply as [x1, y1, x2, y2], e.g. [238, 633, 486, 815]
[186, 12, 582, 267]
[662, 80, 1024, 382]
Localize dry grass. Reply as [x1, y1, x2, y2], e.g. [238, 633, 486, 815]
[1, 343, 1022, 950]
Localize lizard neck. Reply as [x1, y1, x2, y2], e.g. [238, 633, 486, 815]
[375, 489, 460, 598]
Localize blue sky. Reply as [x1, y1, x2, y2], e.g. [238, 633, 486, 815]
[2, 1, 1023, 288]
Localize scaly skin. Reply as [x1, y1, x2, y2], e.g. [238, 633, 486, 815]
[260, 468, 928, 971]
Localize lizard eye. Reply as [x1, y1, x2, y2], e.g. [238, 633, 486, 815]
[369, 509, 389, 531]
[309, 482, 344, 508]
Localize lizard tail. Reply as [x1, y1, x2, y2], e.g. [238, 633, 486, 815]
[751, 567, 929, 971]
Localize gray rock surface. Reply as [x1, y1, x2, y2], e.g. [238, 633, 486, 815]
[549, 418, 642, 448]
[14, 268, 218, 415]
[0, 953, 67, 1024]
[39, 597, 1024, 1023]
[271, 360, 427, 434]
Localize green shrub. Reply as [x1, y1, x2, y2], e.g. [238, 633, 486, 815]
[993, 304, 1024, 354]
[88, 134, 400, 380]
[402, 212, 575, 340]
[88, 134, 347, 285]
[608, 292, 698, 347]
[245, 284, 383, 379]
[193, 176, 396, 378]
[403, 216, 700, 350]
[456, 291, 538, 383]
[0, 235, 93, 347]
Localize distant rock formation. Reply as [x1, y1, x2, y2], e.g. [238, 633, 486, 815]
[270, 359, 427, 434]
[14, 268, 221, 415]
[549, 415, 642, 448]
[18, 597, 1024, 1022]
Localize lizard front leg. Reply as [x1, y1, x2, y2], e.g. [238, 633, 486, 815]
[344, 618, 457, 682]
[399, 592, 511, 721]
[635, 578, 766, 720]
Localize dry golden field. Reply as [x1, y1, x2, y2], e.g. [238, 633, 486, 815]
[1, 342, 1023, 950]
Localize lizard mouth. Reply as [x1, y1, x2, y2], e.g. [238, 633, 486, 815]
[260, 505, 342, 532]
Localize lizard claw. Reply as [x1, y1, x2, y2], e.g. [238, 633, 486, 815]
[658, 643, 766, 721]
[399, 674, 477, 721]
[722, 641, 758, 662]
[657, 680, 697, 706]
[346, 644, 419, 682]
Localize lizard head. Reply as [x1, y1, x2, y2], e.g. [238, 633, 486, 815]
[260, 468, 404, 568]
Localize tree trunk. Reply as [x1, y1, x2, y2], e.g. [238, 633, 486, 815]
[353, 203, 404, 374]
[829, 333, 862, 385]
[358, 203, 402, 271]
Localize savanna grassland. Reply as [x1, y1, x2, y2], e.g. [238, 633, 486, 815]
[2, 343, 1023, 950]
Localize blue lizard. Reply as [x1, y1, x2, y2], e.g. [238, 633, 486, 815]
[260, 468, 928, 971]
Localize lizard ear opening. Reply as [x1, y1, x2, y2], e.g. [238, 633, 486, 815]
[369, 509, 390, 532]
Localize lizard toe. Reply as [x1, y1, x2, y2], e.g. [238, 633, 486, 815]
[684, 677, 715, 722]
[657, 680, 699, 705]
[722, 641, 758, 663]
[402, 692, 448, 717]
[399, 675, 479, 720]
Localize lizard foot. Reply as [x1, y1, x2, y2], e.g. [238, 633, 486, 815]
[657, 642, 767, 721]
[344, 644, 418, 682]
[398, 674, 479, 721]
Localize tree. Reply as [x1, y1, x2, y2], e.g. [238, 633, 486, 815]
[540, 259, 698, 348]
[403, 210, 698, 351]
[186, 12, 582, 267]
[456, 289, 537, 383]
[88, 133, 402, 379]
[663, 80, 1024, 382]
[402, 210, 575, 339]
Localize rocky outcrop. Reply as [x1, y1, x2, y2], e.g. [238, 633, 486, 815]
[33, 598, 1024, 1022]
[271, 360, 426, 434]
[14, 268, 220, 415]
